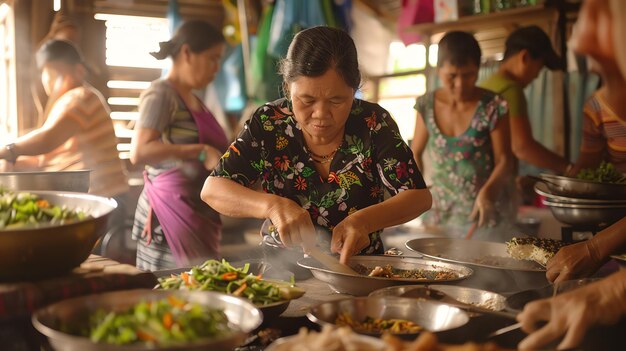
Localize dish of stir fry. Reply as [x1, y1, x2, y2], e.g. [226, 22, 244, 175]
[352, 263, 458, 280]
[0, 189, 88, 229]
[336, 312, 424, 334]
[86, 295, 231, 346]
[157, 259, 304, 306]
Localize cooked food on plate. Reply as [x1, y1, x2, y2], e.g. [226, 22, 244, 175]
[353, 263, 458, 280]
[576, 161, 626, 184]
[506, 237, 567, 266]
[157, 259, 304, 305]
[0, 189, 88, 229]
[85, 295, 232, 346]
[267, 325, 385, 351]
[335, 312, 424, 334]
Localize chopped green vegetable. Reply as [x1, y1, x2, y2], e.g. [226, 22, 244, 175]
[0, 188, 88, 229]
[576, 162, 626, 184]
[86, 295, 231, 346]
[157, 259, 304, 305]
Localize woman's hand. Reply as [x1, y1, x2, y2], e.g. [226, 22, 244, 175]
[331, 216, 371, 264]
[265, 197, 317, 249]
[469, 189, 496, 228]
[517, 270, 626, 350]
[546, 240, 605, 283]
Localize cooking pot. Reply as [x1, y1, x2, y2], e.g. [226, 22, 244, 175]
[0, 170, 90, 192]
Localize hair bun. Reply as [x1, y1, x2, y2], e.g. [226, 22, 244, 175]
[150, 40, 174, 60]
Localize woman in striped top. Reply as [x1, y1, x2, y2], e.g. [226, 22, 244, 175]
[129, 20, 229, 271]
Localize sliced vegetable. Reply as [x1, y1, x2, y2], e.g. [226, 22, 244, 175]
[0, 188, 88, 229]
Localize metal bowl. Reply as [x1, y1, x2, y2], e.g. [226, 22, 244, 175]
[405, 238, 549, 293]
[542, 199, 626, 226]
[32, 289, 263, 351]
[534, 182, 626, 205]
[0, 191, 116, 280]
[307, 296, 469, 337]
[297, 255, 473, 296]
[539, 173, 626, 200]
[368, 285, 507, 312]
[0, 170, 90, 192]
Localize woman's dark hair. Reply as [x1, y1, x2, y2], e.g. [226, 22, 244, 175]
[151, 20, 225, 60]
[279, 26, 361, 94]
[437, 31, 481, 68]
[36, 39, 84, 69]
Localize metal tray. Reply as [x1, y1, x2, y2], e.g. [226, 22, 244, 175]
[368, 284, 507, 312]
[405, 237, 545, 272]
[297, 255, 473, 296]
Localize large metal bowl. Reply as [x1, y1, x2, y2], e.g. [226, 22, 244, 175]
[32, 289, 263, 351]
[539, 173, 626, 200]
[0, 191, 116, 280]
[542, 199, 626, 226]
[368, 284, 507, 312]
[297, 255, 473, 296]
[0, 170, 90, 192]
[405, 238, 549, 293]
[535, 182, 626, 205]
[307, 296, 469, 337]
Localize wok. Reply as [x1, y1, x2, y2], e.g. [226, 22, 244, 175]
[538, 173, 626, 200]
[32, 289, 263, 351]
[542, 199, 626, 226]
[0, 170, 90, 192]
[307, 296, 469, 337]
[0, 191, 116, 280]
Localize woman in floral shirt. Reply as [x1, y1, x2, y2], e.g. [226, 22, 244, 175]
[203, 26, 432, 264]
[411, 31, 514, 238]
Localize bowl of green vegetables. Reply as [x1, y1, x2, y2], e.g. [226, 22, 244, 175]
[32, 289, 263, 351]
[539, 162, 626, 200]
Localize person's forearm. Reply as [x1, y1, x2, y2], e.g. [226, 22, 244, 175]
[349, 188, 432, 234]
[514, 140, 569, 173]
[130, 140, 204, 166]
[589, 216, 626, 259]
[201, 176, 279, 219]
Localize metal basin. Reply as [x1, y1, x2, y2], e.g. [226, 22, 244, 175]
[32, 289, 263, 351]
[297, 255, 473, 296]
[368, 284, 507, 312]
[405, 238, 549, 293]
[0, 170, 90, 192]
[539, 173, 626, 200]
[535, 182, 626, 205]
[542, 199, 626, 226]
[0, 191, 116, 280]
[307, 296, 469, 337]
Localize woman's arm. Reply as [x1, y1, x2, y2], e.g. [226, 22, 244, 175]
[129, 128, 221, 170]
[410, 111, 429, 171]
[201, 176, 317, 248]
[331, 188, 432, 263]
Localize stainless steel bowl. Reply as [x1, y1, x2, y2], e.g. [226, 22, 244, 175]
[405, 238, 549, 293]
[542, 199, 626, 226]
[0, 170, 90, 192]
[368, 284, 507, 311]
[0, 191, 116, 280]
[33, 289, 262, 351]
[535, 182, 626, 205]
[539, 173, 626, 200]
[297, 255, 473, 296]
[307, 296, 469, 337]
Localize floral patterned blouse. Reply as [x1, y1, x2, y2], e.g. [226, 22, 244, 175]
[211, 98, 427, 254]
[415, 90, 509, 230]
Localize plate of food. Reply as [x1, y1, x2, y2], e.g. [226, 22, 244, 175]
[156, 259, 305, 319]
[297, 255, 473, 296]
[265, 325, 387, 351]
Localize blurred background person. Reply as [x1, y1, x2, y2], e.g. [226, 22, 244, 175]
[129, 20, 229, 271]
[411, 31, 513, 240]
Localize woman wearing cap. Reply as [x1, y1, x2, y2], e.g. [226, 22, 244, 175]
[202, 26, 432, 265]
[129, 20, 228, 271]
[410, 31, 513, 238]
[479, 25, 571, 175]
[0, 39, 128, 199]
[517, 1, 626, 349]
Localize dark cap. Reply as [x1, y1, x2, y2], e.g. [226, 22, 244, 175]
[505, 25, 563, 70]
[36, 39, 85, 69]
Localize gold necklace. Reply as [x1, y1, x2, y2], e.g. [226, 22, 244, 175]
[307, 145, 341, 164]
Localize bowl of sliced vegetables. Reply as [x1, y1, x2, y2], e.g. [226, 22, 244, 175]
[0, 189, 116, 280]
[156, 259, 305, 319]
[32, 289, 262, 351]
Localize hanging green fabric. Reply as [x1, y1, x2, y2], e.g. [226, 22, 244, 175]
[321, 0, 337, 28]
[251, 3, 274, 102]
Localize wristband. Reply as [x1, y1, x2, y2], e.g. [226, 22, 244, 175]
[4, 143, 17, 164]
[197, 149, 207, 162]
